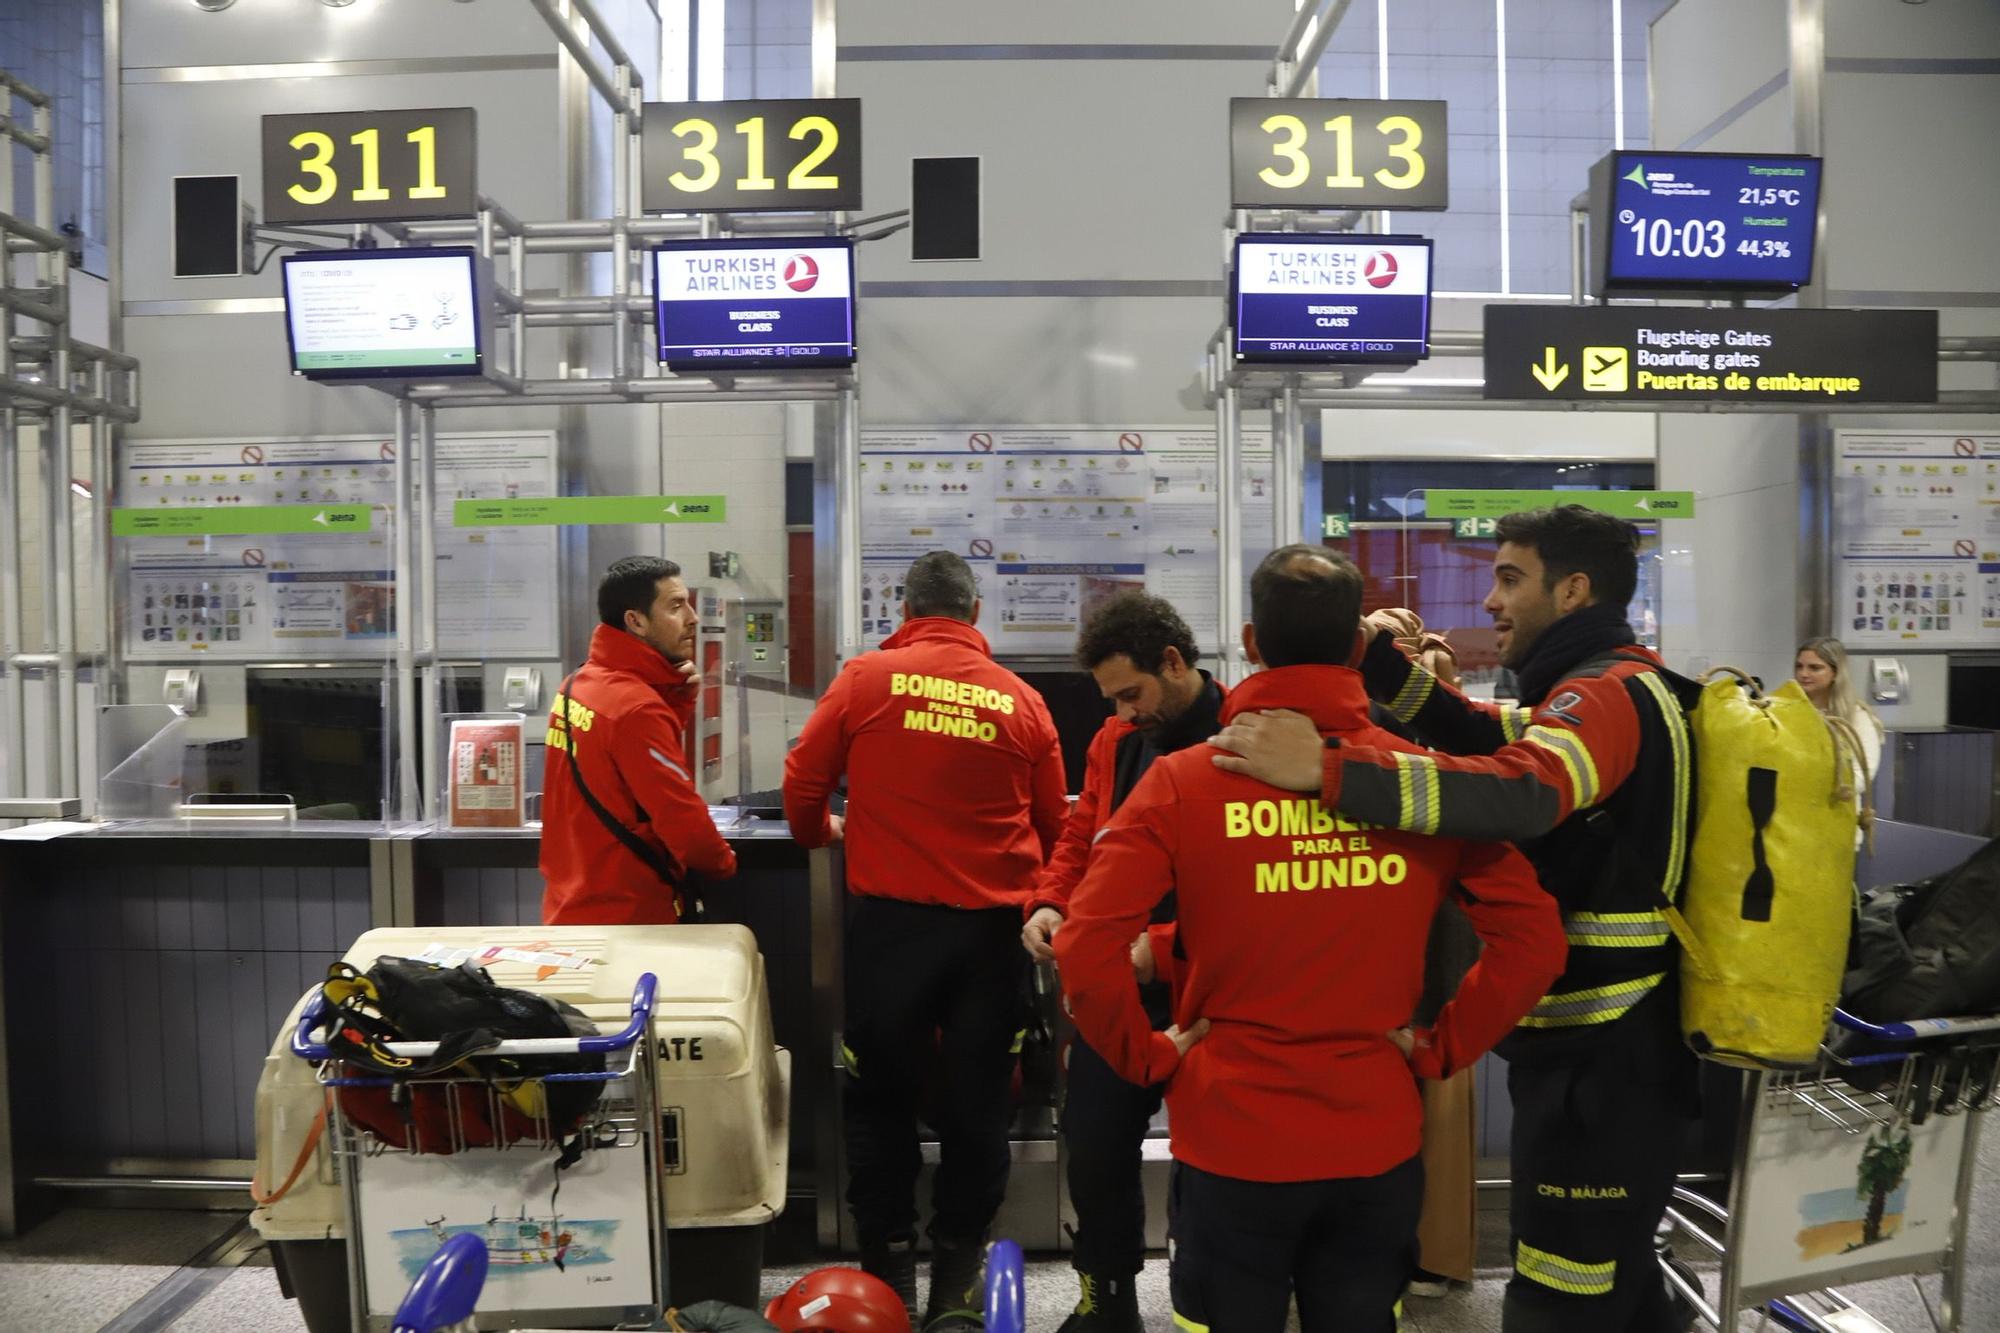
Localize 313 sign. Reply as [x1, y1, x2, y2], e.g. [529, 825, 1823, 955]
[642, 98, 861, 213]
[1229, 98, 1448, 211]
[261, 108, 476, 224]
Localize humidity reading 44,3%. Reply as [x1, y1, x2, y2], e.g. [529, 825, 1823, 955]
[1619, 211, 1793, 262]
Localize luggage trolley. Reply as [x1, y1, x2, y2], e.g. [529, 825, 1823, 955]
[1662, 1008, 2000, 1332]
[291, 973, 667, 1332]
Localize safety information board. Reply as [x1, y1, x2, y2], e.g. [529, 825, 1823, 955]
[121, 432, 558, 661]
[1832, 431, 2000, 650]
[860, 427, 1274, 656]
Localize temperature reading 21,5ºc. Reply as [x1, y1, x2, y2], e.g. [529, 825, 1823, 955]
[1628, 218, 1726, 259]
[1739, 186, 1803, 207]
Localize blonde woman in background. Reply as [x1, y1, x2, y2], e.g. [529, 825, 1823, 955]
[1794, 636, 1886, 796]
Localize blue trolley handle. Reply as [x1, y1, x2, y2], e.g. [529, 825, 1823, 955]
[391, 1232, 488, 1333]
[1834, 1007, 2000, 1043]
[291, 972, 657, 1063]
[984, 1238, 1025, 1333]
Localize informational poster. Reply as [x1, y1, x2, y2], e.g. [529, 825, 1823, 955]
[122, 432, 558, 662]
[860, 427, 1274, 656]
[1833, 431, 2000, 650]
[447, 718, 525, 829]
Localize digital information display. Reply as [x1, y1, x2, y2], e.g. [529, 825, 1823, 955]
[1593, 150, 1820, 294]
[282, 248, 483, 378]
[1233, 234, 1432, 363]
[653, 239, 855, 371]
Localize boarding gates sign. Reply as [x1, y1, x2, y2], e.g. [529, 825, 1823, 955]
[1483, 306, 1937, 404]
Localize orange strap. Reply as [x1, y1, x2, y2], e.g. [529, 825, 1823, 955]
[250, 1101, 329, 1207]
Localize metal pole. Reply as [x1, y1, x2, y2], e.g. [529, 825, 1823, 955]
[0, 403, 19, 798]
[50, 259, 77, 798]
[91, 371, 117, 721]
[1569, 203, 1589, 305]
[610, 65, 632, 384]
[393, 399, 419, 823]
[1283, 0, 1356, 99]
[835, 384, 862, 664]
[417, 404, 441, 824]
[1272, 380, 1303, 548]
[1789, 0, 1830, 649]
[1216, 384, 1246, 684]
[510, 231, 528, 381]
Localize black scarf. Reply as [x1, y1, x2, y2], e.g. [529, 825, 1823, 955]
[1512, 602, 1636, 707]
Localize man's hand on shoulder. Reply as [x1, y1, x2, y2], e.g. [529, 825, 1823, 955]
[1022, 906, 1062, 961]
[1209, 709, 1325, 791]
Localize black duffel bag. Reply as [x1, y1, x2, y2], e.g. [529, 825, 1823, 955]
[322, 957, 605, 1155]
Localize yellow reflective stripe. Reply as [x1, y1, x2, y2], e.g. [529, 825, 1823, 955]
[1393, 751, 1441, 835]
[1388, 666, 1436, 723]
[1516, 1241, 1616, 1296]
[1519, 972, 1667, 1027]
[1394, 1297, 1405, 1330]
[1524, 724, 1601, 808]
[1010, 1027, 1026, 1055]
[1564, 910, 1672, 949]
[1636, 671, 1692, 905]
[1499, 706, 1534, 742]
[839, 1042, 858, 1074]
[1173, 1314, 1209, 1333]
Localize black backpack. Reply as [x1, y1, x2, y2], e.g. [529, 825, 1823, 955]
[1843, 836, 2000, 1022]
[323, 957, 605, 1156]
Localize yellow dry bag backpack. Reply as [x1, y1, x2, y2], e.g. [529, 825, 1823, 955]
[1668, 668, 1871, 1068]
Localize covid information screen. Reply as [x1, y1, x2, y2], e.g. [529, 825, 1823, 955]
[1603, 151, 1820, 292]
[282, 248, 483, 378]
[653, 239, 856, 371]
[1233, 234, 1433, 364]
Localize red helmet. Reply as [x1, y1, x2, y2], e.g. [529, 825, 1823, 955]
[764, 1267, 913, 1333]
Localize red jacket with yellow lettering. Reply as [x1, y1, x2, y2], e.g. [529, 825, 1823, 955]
[540, 624, 737, 925]
[1054, 664, 1565, 1184]
[784, 617, 1069, 910]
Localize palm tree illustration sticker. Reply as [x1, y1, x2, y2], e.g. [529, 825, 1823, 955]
[1793, 1123, 1914, 1260]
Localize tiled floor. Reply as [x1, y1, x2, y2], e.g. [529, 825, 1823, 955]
[7, 1124, 1997, 1332]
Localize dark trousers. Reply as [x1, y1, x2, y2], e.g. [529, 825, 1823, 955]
[1169, 1156, 1424, 1333]
[1061, 1025, 1166, 1276]
[1502, 1016, 1699, 1333]
[842, 894, 1025, 1247]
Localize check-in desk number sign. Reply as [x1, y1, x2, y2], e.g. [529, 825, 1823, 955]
[641, 99, 862, 213]
[1230, 98, 1449, 211]
[261, 108, 477, 224]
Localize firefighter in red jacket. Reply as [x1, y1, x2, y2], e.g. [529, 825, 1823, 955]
[540, 556, 736, 925]
[1056, 546, 1565, 1333]
[1211, 507, 1702, 1333]
[784, 551, 1068, 1328]
[1018, 592, 1225, 1331]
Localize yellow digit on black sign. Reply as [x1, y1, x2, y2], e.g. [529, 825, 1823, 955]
[287, 130, 337, 205]
[1258, 113, 1309, 189]
[669, 117, 721, 192]
[787, 115, 840, 190]
[407, 125, 448, 200]
[1375, 114, 1426, 190]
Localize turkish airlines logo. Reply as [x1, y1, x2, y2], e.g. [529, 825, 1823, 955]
[783, 255, 820, 292]
[1364, 252, 1399, 289]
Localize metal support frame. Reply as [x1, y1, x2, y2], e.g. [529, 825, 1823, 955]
[0, 65, 140, 803]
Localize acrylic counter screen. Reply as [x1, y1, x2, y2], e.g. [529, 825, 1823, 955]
[283, 249, 482, 376]
[1233, 235, 1432, 363]
[653, 241, 856, 370]
[1606, 152, 1820, 290]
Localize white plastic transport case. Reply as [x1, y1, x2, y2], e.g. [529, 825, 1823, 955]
[252, 924, 790, 1331]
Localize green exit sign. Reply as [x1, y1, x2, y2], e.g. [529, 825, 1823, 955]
[1454, 516, 1499, 538]
[1321, 513, 1352, 539]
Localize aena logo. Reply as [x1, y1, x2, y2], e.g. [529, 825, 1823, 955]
[1624, 163, 1649, 191]
[783, 255, 820, 292]
[1363, 252, 1399, 289]
[681, 502, 713, 514]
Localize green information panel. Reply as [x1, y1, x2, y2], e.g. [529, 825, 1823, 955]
[453, 495, 728, 527]
[1428, 490, 1695, 522]
[112, 504, 373, 536]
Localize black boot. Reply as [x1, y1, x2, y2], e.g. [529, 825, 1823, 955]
[1054, 1269, 1143, 1333]
[860, 1235, 919, 1321]
[922, 1234, 987, 1331]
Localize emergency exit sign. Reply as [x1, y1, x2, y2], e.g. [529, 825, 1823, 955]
[1428, 489, 1695, 522]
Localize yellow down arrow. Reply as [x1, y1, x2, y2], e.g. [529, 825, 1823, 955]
[1530, 346, 1570, 391]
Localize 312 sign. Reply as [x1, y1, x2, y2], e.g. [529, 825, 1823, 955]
[261, 108, 476, 224]
[1229, 98, 1448, 210]
[641, 98, 861, 213]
